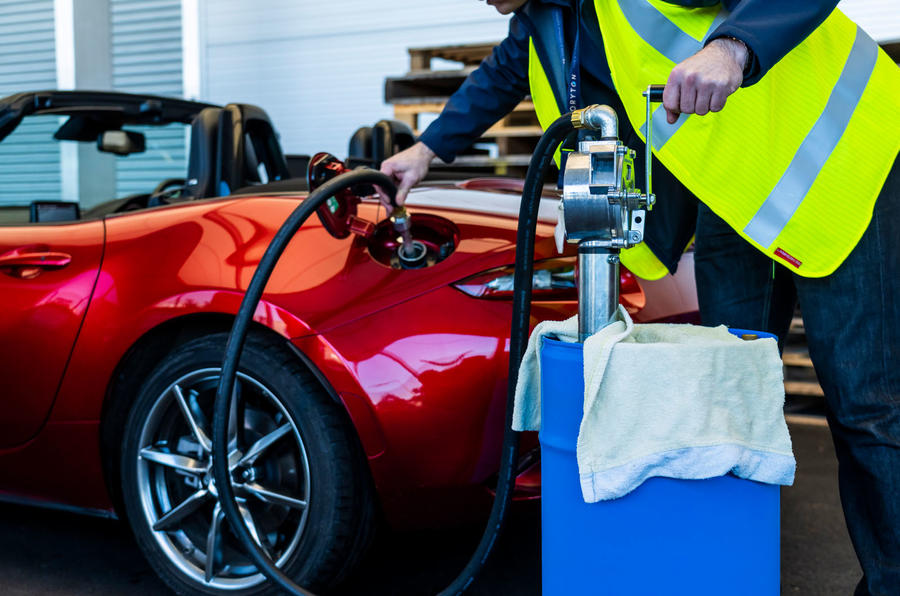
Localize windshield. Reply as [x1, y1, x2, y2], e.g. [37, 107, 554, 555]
[0, 114, 189, 216]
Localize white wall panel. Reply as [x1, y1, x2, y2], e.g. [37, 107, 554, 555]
[204, 0, 508, 46]
[0, 0, 60, 206]
[199, 1, 510, 157]
[112, 0, 187, 197]
[840, 0, 900, 43]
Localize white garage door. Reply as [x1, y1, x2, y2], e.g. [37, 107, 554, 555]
[841, 0, 900, 43]
[112, 0, 187, 198]
[0, 0, 60, 206]
[197, 0, 511, 157]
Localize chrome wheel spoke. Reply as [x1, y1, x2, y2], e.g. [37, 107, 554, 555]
[237, 503, 269, 556]
[172, 384, 211, 452]
[243, 482, 307, 510]
[238, 423, 291, 467]
[228, 383, 242, 452]
[140, 447, 206, 475]
[153, 489, 210, 531]
[205, 503, 224, 583]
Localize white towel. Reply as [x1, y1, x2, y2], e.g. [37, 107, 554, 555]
[512, 306, 795, 502]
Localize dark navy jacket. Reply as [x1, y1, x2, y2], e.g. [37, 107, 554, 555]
[420, 0, 839, 164]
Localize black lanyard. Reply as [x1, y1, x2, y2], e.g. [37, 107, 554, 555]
[552, 5, 583, 113]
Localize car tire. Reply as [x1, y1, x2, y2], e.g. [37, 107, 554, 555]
[120, 332, 375, 595]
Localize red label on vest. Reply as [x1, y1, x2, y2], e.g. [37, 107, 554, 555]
[775, 248, 802, 268]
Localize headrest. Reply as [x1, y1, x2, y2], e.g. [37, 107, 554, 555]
[347, 119, 415, 169]
[184, 107, 223, 199]
[217, 103, 290, 193]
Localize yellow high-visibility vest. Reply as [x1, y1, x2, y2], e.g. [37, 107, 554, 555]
[528, 0, 900, 278]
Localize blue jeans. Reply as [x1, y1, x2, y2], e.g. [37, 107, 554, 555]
[694, 156, 900, 596]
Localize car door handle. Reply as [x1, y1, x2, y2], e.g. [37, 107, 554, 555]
[0, 247, 72, 278]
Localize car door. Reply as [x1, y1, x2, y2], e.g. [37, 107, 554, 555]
[0, 219, 104, 447]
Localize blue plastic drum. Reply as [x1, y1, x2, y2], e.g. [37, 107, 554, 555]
[539, 336, 780, 595]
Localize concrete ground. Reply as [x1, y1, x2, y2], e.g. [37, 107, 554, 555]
[0, 419, 861, 595]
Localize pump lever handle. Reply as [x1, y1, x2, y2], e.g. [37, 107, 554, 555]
[641, 85, 665, 209]
[645, 84, 666, 103]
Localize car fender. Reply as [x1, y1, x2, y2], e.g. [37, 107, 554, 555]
[51, 289, 315, 423]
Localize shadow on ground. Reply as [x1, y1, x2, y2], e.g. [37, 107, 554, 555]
[0, 422, 860, 595]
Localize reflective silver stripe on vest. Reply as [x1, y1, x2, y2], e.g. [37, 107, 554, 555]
[743, 26, 878, 249]
[619, 0, 706, 64]
[642, 107, 689, 150]
[627, 0, 729, 149]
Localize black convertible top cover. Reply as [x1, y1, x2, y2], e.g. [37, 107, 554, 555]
[0, 90, 219, 142]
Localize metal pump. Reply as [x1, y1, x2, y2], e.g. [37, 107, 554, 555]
[562, 85, 665, 340]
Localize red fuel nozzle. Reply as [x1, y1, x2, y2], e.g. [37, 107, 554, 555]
[307, 152, 370, 239]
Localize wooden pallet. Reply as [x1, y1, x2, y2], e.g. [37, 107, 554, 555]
[392, 100, 538, 135]
[385, 43, 500, 103]
[393, 98, 541, 175]
[407, 42, 498, 70]
[385, 41, 545, 175]
[385, 70, 475, 104]
[783, 315, 824, 397]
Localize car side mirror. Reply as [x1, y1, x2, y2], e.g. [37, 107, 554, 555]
[98, 130, 146, 156]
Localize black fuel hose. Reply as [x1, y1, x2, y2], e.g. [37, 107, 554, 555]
[212, 112, 575, 596]
[437, 112, 575, 596]
[212, 169, 397, 596]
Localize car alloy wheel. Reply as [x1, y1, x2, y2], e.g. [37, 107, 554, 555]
[121, 333, 376, 595]
[135, 368, 310, 590]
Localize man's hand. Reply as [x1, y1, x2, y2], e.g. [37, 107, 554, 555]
[378, 141, 436, 208]
[663, 37, 748, 124]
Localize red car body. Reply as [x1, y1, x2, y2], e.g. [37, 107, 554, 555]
[0, 182, 698, 527]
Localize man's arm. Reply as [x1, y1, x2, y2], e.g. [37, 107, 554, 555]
[663, 0, 838, 123]
[709, 0, 839, 87]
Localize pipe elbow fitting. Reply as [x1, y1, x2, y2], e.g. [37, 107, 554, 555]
[572, 104, 618, 139]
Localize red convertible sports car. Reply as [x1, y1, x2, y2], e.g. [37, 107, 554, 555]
[0, 91, 697, 594]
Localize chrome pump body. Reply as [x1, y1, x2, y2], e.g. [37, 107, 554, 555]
[563, 86, 664, 341]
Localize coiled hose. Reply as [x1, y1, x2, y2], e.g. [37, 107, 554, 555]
[212, 112, 576, 595]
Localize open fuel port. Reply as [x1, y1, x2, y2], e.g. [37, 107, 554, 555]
[369, 213, 459, 270]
